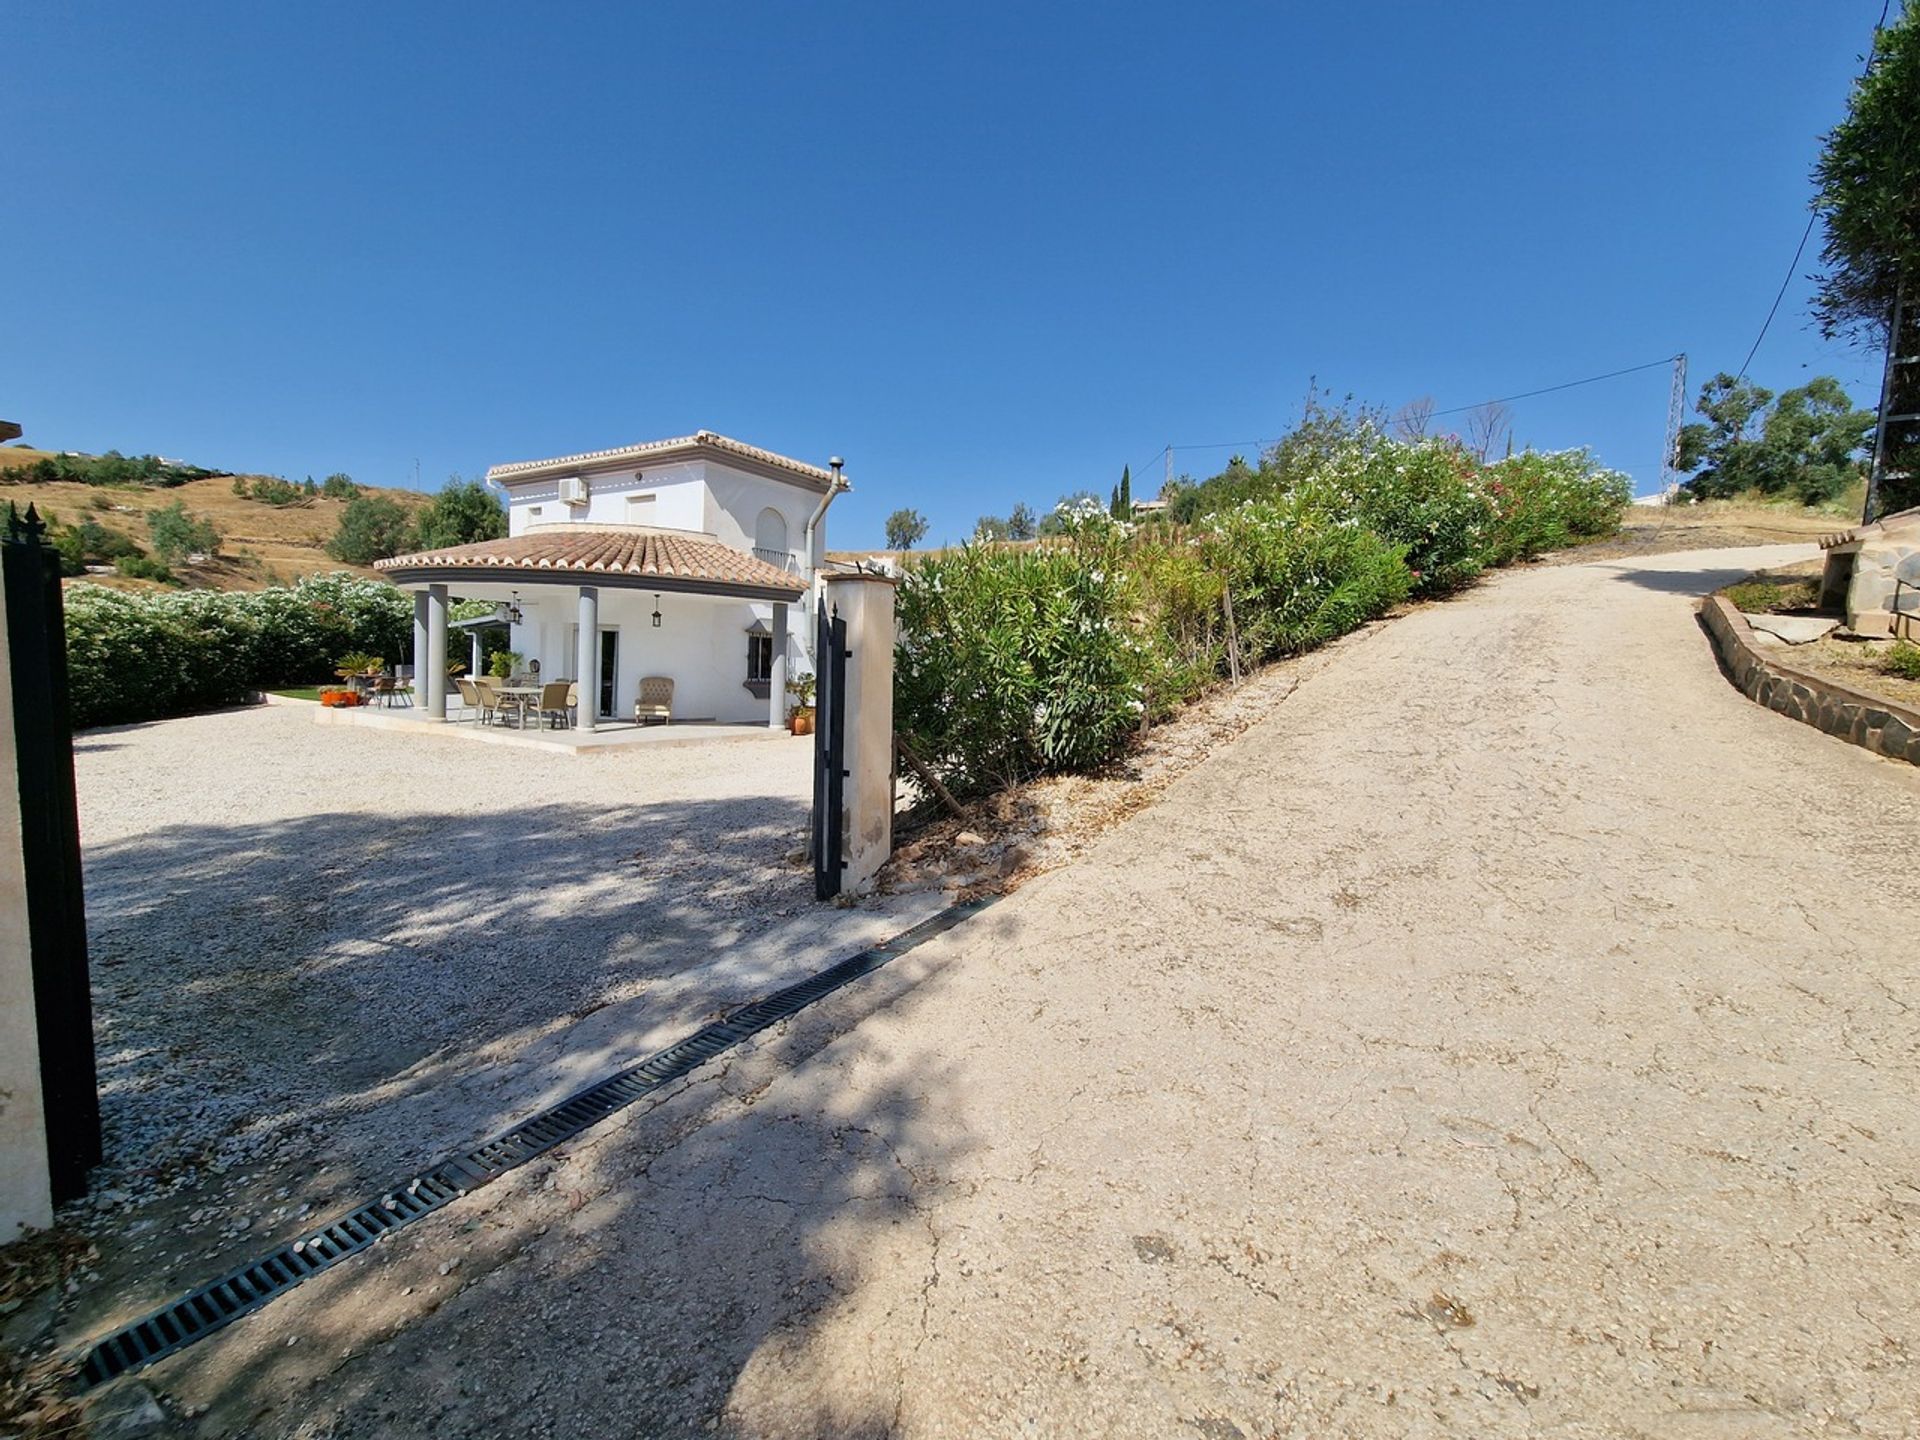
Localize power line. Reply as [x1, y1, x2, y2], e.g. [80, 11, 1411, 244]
[1733, 0, 1892, 382]
[1425, 357, 1678, 418]
[1132, 356, 1676, 478]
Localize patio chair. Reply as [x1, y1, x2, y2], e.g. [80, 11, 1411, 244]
[471, 676, 508, 726]
[566, 683, 579, 728]
[537, 680, 573, 730]
[634, 675, 674, 726]
[456, 677, 487, 723]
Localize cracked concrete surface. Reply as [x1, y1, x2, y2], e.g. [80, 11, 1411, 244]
[138, 545, 1920, 1438]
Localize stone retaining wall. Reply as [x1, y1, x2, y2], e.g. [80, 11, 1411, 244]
[1699, 594, 1920, 767]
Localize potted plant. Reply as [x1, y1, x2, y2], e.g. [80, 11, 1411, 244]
[334, 651, 384, 697]
[786, 672, 817, 736]
[488, 650, 523, 681]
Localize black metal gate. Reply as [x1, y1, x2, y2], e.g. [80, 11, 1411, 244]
[3, 504, 101, 1202]
[811, 598, 848, 900]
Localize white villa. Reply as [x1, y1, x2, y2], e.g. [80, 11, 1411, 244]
[376, 431, 846, 731]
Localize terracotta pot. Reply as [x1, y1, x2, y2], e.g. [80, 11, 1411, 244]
[790, 708, 815, 736]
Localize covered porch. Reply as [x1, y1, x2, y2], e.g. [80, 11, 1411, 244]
[375, 527, 810, 734]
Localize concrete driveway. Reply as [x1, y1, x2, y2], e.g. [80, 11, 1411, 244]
[141, 544, 1920, 1438]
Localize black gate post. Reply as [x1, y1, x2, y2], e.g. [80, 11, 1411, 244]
[3, 503, 101, 1201]
[811, 598, 848, 901]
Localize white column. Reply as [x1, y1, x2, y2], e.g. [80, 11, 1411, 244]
[769, 602, 788, 731]
[426, 584, 448, 720]
[412, 591, 429, 688]
[469, 630, 482, 686]
[0, 588, 53, 1237]
[822, 572, 897, 893]
[576, 586, 599, 732]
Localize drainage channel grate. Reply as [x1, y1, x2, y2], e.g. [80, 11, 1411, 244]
[76, 896, 993, 1390]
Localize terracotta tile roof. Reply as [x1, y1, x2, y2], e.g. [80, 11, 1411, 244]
[376, 527, 807, 598]
[486, 430, 839, 490]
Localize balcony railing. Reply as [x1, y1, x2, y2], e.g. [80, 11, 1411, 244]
[753, 547, 801, 572]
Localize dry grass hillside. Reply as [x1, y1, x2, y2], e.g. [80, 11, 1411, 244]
[0, 446, 429, 592]
[1549, 493, 1859, 563]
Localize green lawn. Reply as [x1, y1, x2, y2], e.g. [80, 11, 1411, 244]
[269, 686, 325, 702]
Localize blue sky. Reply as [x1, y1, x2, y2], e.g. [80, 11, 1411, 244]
[1, 1, 1891, 546]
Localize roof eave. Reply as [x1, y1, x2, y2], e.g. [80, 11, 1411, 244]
[486, 434, 835, 493]
[377, 562, 804, 604]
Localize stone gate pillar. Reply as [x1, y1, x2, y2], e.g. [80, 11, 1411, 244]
[822, 570, 897, 893]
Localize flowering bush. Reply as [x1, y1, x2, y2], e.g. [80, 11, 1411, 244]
[318, 689, 365, 707]
[1197, 494, 1412, 659]
[1481, 449, 1632, 563]
[895, 505, 1147, 796]
[891, 433, 1626, 803]
[1131, 532, 1227, 718]
[1317, 439, 1496, 596]
[63, 572, 414, 728]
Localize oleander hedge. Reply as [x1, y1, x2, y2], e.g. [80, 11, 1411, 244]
[64, 573, 413, 728]
[894, 438, 1628, 798]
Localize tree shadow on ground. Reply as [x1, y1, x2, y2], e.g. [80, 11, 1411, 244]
[138, 904, 1024, 1439]
[1598, 557, 1798, 597]
[67, 793, 947, 1345]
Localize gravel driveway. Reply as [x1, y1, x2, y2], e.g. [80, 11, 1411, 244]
[89, 545, 1920, 1437]
[66, 710, 943, 1336]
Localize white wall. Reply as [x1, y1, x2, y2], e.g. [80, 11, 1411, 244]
[505, 460, 708, 537]
[502, 457, 821, 562]
[507, 589, 802, 724]
[701, 463, 813, 563]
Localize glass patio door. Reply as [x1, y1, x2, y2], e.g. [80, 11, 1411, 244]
[567, 625, 620, 719]
[598, 630, 618, 719]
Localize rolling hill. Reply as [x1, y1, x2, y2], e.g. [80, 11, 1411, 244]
[0, 446, 430, 592]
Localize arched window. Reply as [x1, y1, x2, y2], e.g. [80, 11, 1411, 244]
[753, 508, 789, 566]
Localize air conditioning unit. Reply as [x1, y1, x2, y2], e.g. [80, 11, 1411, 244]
[556, 476, 589, 506]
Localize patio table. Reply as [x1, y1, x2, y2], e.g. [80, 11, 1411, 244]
[496, 685, 542, 728]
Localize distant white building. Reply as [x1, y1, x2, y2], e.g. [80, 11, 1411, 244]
[377, 431, 848, 730]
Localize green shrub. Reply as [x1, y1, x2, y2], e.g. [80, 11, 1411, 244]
[112, 555, 175, 583]
[1, 450, 215, 488]
[327, 495, 415, 565]
[887, 429, 1639, 805]
[47, 516, 144, 575]
[895, 505, 1148, 796]
[1197, 494, 1412, 660]
[320, 473, 360, 500]
[412, 477, 505, 549]
[1881, 640, 1920, 681]
[62, 573, 415, 727]
[146, 501, 221, 561]
[1482, 449, 1631, 562]
[1131, 530, 1226, 718]
[64, 587, 258, 725]
[1321, 439, 1495, 595]
[240, 475, 304, 506]
[1723, 578, 1820, 614]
